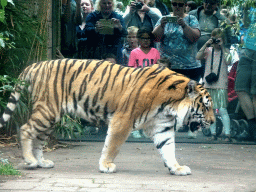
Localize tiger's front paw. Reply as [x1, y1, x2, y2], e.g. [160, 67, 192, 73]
[99, 162, 117, 173]
[38, 159, 54, 168]
[169, 165, 191, 176]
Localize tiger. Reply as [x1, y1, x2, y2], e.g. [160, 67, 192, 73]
[0, 59, 215, 176]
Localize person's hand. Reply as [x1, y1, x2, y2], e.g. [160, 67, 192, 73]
[177, 17, 186, 28]
[140, 3, 150, 12]
[95, 21, 103, 33]
[206, 38, 213, 47]
[129, 1, 137, 13]
[160, 16, 168, 28]
[111, 18, 122, 29]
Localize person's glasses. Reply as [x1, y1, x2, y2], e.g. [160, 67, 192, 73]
[186, 4, 191, 7]
[171, 2, 185, 7]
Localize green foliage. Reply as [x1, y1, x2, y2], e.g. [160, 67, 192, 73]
[0, 151, 20, 175]
[54, 115, 85, 139]
[0, 0, 48, 77]
[0, 162, 21, 175]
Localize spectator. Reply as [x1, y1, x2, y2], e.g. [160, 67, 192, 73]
[189, 0, 226, 78]
[128, 27, 160, 67]
[153, 0, 201, 81]
[123, 0, 162, 31]
[75, 0, 94, 59]
[122, 26, 139, 66]
[185, 1, 197, 13]
[196, 28, 232, 142]
[127, 27, 160, 138]
[103, 53, 117, 63]
[148, 0, 170, 16]
[84, 0, 127, 63]
[234, 6, 256, 141]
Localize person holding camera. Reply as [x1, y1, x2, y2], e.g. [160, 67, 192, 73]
[84, 0, 127, 63]
[123, 0, 162, 31]
[196, 28, 232, 142]
[153, 0, 201, 81]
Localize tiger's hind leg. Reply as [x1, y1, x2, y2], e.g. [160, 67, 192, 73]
[99, 118, 132, 173]
[20, 122, 39, 169]
[20, 114, 55, 169]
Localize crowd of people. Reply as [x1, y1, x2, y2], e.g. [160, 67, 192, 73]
[61, 0, 256, 142]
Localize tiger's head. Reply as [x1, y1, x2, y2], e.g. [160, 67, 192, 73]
[175, 80, 215, 132]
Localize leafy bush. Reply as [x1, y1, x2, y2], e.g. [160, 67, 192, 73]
[0, 151, 20, 175]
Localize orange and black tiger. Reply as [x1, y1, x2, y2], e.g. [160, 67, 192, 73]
[0, 59, 215, 176]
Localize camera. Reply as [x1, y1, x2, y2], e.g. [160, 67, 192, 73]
[205, 73, 218, 84]
[212, 38, 220, 44]
[135, 2, 143, 9]
[165, 16, 177, 23]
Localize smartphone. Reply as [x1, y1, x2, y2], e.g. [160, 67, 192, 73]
[165, 16, 177, 23]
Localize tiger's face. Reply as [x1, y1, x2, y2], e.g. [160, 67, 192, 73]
[185, 83, 215, 132]
[175, 81, 215, 132]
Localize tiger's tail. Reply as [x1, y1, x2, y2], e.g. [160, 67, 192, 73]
[0, 83, 24, 129]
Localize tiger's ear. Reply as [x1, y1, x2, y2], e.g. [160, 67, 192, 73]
[187, 80, 198, 98]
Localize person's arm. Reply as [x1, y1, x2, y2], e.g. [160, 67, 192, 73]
[196, 39, 212, 60]
[128, 51, 137, 67]
[221, 44, 231, 65]
[123, 3, 136, 27]
[177, 17, 200, 43]
[152, 17, 166, 42]
[84, 12, 98, 34]
[142, 6, 162, 26]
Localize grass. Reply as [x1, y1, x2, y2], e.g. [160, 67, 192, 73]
[0, 162, 21, 176]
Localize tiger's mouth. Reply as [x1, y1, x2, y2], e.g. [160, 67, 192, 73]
[187, 115, 211, 132]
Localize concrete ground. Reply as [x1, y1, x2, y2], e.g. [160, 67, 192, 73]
[0, 141, 256, 192]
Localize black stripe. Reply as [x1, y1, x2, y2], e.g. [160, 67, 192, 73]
[73, 92, 77, 111]
[168, 80, 185, 90]
[4, 107, 13, 115]
[100, 65, 109, 83]
[95, 106, 100, 113]
[76, 62, 84, 78]
[78, 77, 87, 101]
[34, 119, 48, 129]
[8, 95, 17, 104]
[36, 136, 45, 141]
[121, 68, 131, 91]
[69, 72, 76, 94]
[53, 60, 62, 110]
[111, 65, 124, 90]
[88, 61, 102, 82]
[100, 65, 114, 99]
[157, 75, 171, 88]
[103, 102, 108, 120]
[159, 127, 172, 133]
[0, 118, 5, 125]
[92, 89, 100, 107]
[84, 96, 89, 116]
[67, 59, 77, 73]
[156, 138, 171, 149]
